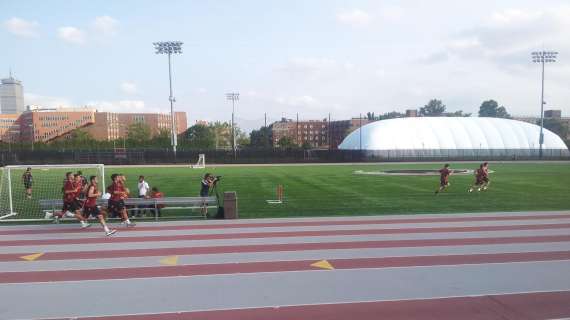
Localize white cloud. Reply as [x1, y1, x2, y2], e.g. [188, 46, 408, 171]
[277, 57, 354, 80]
[196, 87, 208, 94]
[3, 17, 39, 38]
[120, 81, 138, 95]
[25, 93, 74, 109]
[447, 7, 570, 64]
[336, 9, 372, 27]
[58, 26, 86, 45]
[91, 16, 118, 36]
[85, 100, 164, 114]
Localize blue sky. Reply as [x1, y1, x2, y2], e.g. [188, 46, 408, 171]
[1, 0, 569, 130]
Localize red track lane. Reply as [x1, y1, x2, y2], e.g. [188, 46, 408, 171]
[2, 223, 570, 247]
[2, 251, 570, 284]
[1, 213, 568, 236]
[61, 291, 570, 320]
[1, 234, 570, 262]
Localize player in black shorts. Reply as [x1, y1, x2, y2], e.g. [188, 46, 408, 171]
[22, 167, 33, 199]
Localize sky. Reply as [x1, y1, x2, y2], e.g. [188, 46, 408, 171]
[1, 0, 569, 131]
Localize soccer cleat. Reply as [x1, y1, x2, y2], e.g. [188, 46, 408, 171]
[468, 188, 473, 193]
[81, 223, 92, 229]
[106, 229, 117, 236]
[126, 221, 136, 227]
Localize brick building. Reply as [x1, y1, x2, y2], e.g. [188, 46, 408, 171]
[272, 118, 329, 148]
[329, 118, 372, 149]
[514, 109, 570, 140]
[0, 109, 188, 143]
[271, 117, 372, 149]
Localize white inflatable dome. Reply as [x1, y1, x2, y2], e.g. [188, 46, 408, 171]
[339, 117, 568, 151]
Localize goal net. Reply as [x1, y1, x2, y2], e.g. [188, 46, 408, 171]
[0, 164, 105, 221]
[191, 154, 206, 169]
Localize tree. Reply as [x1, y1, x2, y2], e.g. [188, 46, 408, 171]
[542, 118, 569, 140]
[366, 112, 376, 121]
[152, 128, 171, 147]
[250, 126, 273, 147]
[448, 110, 472, 117]
[127, 122, 151, 144]
[185, 124, 216, 148]
[70, 129, 95, 145]
[236, 128, 250, 147]
[478, 100, 511, 118]
[277, 136, 296, 148]
[301, 141, 312, 149]
[420, 99, 446, 117]
[377, 111, 405, 120]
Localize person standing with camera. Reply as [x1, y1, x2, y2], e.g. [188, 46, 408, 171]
[200, 173, 215, 217]
[200, 173, 214, 197]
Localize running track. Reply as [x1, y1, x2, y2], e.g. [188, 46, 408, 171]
[0, 211, 569, 319]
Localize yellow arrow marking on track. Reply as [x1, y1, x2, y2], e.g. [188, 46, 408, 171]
[20, 253, 44, 261]
[160, 255, 179, 266]
[310, 260, 334, 270]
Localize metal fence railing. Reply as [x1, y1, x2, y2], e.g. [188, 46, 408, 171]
[0, 148, 569, 166]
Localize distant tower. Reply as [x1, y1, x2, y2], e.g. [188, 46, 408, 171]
[0, 70, 25, 114]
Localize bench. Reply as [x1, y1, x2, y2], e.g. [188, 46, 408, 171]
[39, 197, 218, 222]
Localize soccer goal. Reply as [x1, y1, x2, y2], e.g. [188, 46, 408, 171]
[191, 154, 206, 169]
[0, 164, 105, 221]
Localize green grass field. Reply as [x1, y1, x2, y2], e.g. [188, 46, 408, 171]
[116, 162, 570, 218]
[3, 162, 570, 220]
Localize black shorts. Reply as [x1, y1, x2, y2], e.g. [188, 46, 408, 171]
[63, 200, 81, 212]
[482, 177, 489, 183]
[109, 199, 125, 211]
[24, 182, 33, 189]
[440, 179, 449, 187]
[83, 206, 101, 218]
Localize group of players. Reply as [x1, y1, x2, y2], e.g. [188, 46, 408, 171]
[61, 171, 136, 236]
[436, 162, 491, 194]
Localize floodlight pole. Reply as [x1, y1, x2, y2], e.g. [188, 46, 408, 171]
[539, 57, 545, 159]
[226, 92, 239, 160]
[154, 41, 183, 156]
[531, 50, 558, 159]
[168, 52, 177, 155]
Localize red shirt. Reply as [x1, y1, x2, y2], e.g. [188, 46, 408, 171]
[63, 180, 76, 203]
[151, 191, 164, 199]
[110, 182, 127, 201]
[439, 168, 450, 181]
[85, 183, 98, 208]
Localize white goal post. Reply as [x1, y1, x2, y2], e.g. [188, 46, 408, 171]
[0, 164, 105, 221]
[191, 154, 206, 169]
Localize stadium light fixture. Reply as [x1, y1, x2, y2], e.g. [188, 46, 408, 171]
[531, 50, 558, 159]
[153, 41, 183, 156]
[226, 92, 240, 160]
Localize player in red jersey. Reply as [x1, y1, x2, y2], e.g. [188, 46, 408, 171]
[468, 164, 485, 193]
[109, 173, 135, 227]
[84, 176, 116, 236]
[435, 163, 452, 194]
[481, 162, 491, 191]
[62, 172, 90, 228]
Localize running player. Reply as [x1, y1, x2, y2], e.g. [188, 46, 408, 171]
[22, 167, 33, 199]
[109, 173, 135, 227]
[62, 172, 90, 228]
[435, 164, 452, 194]
[481, 162, 490, 191]
[84, 176, 116, 236]
[468, 164, 485, 193]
